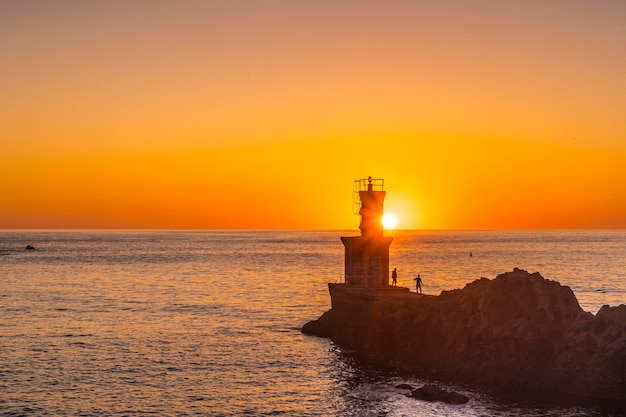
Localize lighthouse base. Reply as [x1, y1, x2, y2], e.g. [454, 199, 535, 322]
[341, 235, 393, 287]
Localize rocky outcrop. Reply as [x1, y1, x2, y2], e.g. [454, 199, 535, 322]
[302, 268, 626, 402]
[407, 384, 470, 404]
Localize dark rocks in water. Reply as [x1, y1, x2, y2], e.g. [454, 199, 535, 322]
[25, 245, 35, 250]
[395, 383, 415, 390]
[302, 268, 626, 402]
[407, 384, 470, 404]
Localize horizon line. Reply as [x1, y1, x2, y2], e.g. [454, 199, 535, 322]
[1, 228, 624, 232]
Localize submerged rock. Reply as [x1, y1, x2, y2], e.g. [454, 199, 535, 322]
[302, 268, 626, 402]
[407, 384, 470, 404]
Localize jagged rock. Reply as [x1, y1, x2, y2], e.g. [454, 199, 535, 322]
[302, 268, 626, 402]
[407, 384, 469, 404]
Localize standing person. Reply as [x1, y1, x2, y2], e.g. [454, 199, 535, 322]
[391, 268, 397, 286]
[414, 274, 422, 293]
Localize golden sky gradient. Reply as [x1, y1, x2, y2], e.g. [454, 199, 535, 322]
[1, 1, 625, 229]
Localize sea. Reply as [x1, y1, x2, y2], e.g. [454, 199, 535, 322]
[1, 230, 625, 417]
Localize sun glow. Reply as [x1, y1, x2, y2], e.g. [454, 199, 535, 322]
[382, 212, 399, 229]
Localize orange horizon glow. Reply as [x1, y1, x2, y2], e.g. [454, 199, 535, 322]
[1, 1, 625, 230]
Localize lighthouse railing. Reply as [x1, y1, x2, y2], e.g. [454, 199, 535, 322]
[352, 178, 385, 214]
[353, 178, 384, 192]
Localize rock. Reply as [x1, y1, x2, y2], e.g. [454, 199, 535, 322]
[395, 383, 415, 390]
[302, 268, 626, 402]
[407, 384, 469, 404]
[25, 245, 35, 250]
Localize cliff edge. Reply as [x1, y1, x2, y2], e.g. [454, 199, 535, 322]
[302, 268, 626, 402]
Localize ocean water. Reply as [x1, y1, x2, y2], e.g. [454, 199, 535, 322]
[1, 230, 625, 416]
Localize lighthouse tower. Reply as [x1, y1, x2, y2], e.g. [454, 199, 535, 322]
[341, 177, 393, 286]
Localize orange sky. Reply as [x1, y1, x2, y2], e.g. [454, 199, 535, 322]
[1, 1, 625, 229]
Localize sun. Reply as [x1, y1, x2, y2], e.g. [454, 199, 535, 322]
[382, 212, 399, 229]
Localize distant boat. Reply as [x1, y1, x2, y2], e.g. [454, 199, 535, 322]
[25, 245, 35, 250]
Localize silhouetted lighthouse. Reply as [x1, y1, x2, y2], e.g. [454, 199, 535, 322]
[341, 176, 393, 286]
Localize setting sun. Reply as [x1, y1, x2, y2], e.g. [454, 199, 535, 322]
[382, 212, 399, 229]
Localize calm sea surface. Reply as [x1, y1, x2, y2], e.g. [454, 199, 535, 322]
[1, 230, 625, 416]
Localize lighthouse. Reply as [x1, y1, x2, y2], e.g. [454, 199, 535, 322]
[341, 176, 393, 287]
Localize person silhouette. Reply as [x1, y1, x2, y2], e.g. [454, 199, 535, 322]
[414, 274, 422, 293]
[391, 268, 397, 286]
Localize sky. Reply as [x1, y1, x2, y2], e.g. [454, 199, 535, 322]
[1, 0, 625, 230]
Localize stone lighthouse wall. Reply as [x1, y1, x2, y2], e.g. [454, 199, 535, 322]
[341, 235, 393, 286]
